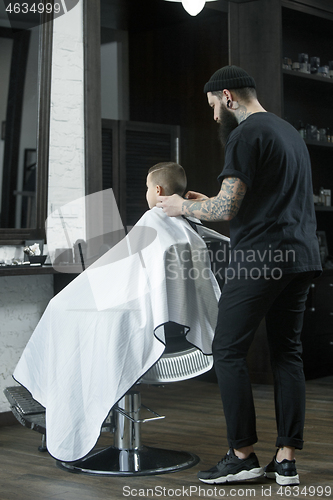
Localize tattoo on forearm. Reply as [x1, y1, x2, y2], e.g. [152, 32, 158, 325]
[181, 177, 247, 222]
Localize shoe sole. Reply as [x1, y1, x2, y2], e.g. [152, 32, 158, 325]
[198, 467, 264, 484]
[265, 471, 300, 486]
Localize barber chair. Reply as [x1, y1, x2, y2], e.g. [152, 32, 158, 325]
[4, 323, 212, 476]
[58, 323, 213, 476]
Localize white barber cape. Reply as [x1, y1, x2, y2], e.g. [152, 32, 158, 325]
[14, 207, 221, 462]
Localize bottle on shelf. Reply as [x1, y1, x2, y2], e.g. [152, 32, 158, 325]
[319, 187, 325, 206]
[310, 56, 320, 74]
[318, 128, 327, 142]
[298, 120, 306, 139]
[329, 61, 333, 78]
[298, 53, 310, 74]
[318, 65, 329, 77]
[306, 124, 317, 141]
[323, 189, 331, 207]
[282, 57, 292, 70]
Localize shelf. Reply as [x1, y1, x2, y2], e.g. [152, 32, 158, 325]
[305, 140, 333, 149]
[0, 265, 58, 277]
[283, 69, 333, 85]
[315, 206, 333, 212]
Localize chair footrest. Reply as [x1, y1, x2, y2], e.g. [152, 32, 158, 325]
[4, 386, 46, 434]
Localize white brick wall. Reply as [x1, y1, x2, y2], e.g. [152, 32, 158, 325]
[0, 275, 53, 412]
[48, 0, 85, 213]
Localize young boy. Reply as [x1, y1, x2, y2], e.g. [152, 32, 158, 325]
[146, 162, 187, 209]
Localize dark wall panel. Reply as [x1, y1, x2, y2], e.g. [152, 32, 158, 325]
[128, 12, 229, 235]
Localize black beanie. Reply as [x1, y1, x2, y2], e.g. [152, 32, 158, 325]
[203, 65, 256, 93]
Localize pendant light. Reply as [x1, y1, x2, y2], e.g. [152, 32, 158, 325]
[164, 0, 218, 17]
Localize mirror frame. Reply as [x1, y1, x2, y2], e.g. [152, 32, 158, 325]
[83, 0, 102, 197]
[0, 15, 53, 244]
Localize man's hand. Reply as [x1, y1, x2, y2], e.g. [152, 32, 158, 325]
[185, 191, 209, 201]
[156, 194, 184, 217]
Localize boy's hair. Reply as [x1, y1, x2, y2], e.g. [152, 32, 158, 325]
[148, 162, 187, 196]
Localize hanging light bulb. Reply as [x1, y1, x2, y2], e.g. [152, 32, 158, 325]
[182, 0, 206, 16]
[164, 0, 218, 17]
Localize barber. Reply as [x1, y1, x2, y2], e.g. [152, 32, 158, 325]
[156, 65, 322, 486]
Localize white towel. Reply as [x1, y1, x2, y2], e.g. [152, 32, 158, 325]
[14, 207, 221, 461]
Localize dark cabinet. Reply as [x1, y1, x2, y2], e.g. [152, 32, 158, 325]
[229, 0, 333, 381]
[281, 4, 333, 258]
[302, 271, 333, 379]
[281, 4, 333, 378]
[230, 0, 333, 256]
[102, 119, 180, 227]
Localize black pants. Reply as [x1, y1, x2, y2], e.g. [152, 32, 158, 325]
[213, 271, 315, 451]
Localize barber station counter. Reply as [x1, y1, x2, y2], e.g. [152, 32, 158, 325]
[0, 265, 77, 416]
[0, 264, 57, 277]
[0, 264, 78, 292]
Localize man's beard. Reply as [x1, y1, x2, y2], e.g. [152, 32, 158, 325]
[218, 104, 238, 147]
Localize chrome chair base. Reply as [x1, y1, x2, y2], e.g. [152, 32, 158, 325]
[57, 445, 199, 476]
[57, 389, 199, 476]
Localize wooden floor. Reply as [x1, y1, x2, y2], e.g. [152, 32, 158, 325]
[0, 377, 332, 500]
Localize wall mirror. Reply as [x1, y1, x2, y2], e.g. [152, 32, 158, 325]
[0, 5, 53, 243]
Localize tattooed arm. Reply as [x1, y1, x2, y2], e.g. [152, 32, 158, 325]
[156, 177, 247, 221]
[183, 177, 247, 221]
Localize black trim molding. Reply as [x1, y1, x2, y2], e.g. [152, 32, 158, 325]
[83, 0, 102, 197]
[0, 15, 53, 243]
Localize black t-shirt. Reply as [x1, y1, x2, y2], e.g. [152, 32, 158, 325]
[217, 112, 322, 278]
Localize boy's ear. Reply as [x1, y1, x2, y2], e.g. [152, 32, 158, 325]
[156, 185, 164, 196]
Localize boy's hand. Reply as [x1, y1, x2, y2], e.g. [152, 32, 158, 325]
[156, 194, 183, 217]
[185, 190, 209, 201]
